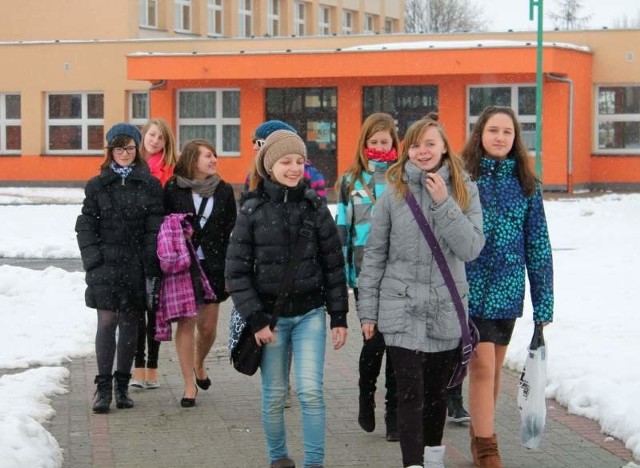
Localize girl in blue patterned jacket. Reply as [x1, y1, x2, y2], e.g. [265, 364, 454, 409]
[460, 106, 554, 468]
[335, 112, 400, 441]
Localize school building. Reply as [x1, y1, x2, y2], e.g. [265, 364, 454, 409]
[0, 16, 639, 192]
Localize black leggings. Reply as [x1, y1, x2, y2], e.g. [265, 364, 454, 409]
[387, 346, 457, 467]
[134, 310, 160, 369]
[95, 309, 139, 376]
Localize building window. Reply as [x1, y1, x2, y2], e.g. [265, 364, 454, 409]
[467, 85, 537, 152]
[139, 0, 158, 28]
[596, 86, 640, 153]
[319, 6, 331, 36]
[129, 92, 149, 128]
[177, 89, 240, 155]
[46, 93, 104, 154]
[268, 0, 280, 36]
[294, 1, 306, 36]
[364, 14, 375, 34]
[239, 0, 253, 38]
[175, 0, 191, 32]
[384, 18, 394, 34]
[342, 10, 353, 35]
[0, 93, 21, 154]
[208, 0, 223, 37]
[363, 86, 438, 137]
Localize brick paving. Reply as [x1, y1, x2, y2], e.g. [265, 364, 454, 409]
[46, 293, 638, 468]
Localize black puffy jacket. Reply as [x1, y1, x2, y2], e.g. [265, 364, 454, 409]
[75, 164, 164, 311]
[225, 179, 348, 333]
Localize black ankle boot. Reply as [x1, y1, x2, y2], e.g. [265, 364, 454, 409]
[358, 393, 376, 433]
[92, 374, 113, 413]
[113, 371, 134, 409]
[384, 408, 399, 441]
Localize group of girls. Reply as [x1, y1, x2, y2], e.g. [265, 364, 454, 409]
[76, 105, 553, 468]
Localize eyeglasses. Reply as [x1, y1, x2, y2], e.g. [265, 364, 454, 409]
[252, 139, 266, 148]
[112, 146, 137, 155]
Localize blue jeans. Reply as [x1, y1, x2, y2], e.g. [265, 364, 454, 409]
[260, 307, 326, 467]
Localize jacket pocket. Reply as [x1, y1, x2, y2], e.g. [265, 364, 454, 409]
[427, 283, 468, 340]
[377, 277, 408, 334]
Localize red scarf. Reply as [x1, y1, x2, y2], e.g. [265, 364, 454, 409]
[365, 147, 398, 162]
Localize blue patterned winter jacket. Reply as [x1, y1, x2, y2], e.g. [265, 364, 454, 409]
[466, 157, 554, 323]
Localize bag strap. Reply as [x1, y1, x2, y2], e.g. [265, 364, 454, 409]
[404, 192, 471, 349]
[357, 174, 377, 205]
[272, 209, 316, 322]
[191, 197, 209, 251]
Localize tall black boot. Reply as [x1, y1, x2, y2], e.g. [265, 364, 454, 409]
[447, 383, 470, 423]
[113, 371, 134, 409]
[384, 407, 399, 442]
[92, 374, 113, 413]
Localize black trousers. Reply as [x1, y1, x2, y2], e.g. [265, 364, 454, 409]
[134, 310, 160, 369]
[387, 345, 457, 467]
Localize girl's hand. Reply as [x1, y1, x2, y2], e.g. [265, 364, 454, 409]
[361, 322, 376, 341]
[254, 326, 275, 346]
[424, 172, 448, 205]
[332, 327, 348, 350]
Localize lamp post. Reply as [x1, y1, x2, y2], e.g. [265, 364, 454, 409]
[530, 0, 544, 179]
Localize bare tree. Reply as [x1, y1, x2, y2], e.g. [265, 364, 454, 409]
[547, 0, 592, 30]
[405, 0, 484, 33]
[612, 10, 640, 29]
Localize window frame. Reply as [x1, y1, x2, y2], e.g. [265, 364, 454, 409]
[595, 84, 640, 154]
[318, 6, 330, 36]
[174, 0, 192, 33]
[176, 88, 241, 157]
[129, 91, 149, 128]
[342, 10, 352, 35]
[294, 1, 306, 36]
[466, 83, 537, 153]
[139, 0, 158, 28]
[238, 0, 253, 38]
[46, 92, 104, 155]
[364, 13, 375, 34]
[207, 0, 223, 37]
[267, 0, 280, 36]
[0, 93, 21, 155]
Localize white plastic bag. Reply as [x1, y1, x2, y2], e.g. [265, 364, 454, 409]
[517, 324, 547, 449]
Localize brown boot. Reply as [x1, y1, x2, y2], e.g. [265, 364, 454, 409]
[475, 434, 503, 468]
[469, 424, 480, 466]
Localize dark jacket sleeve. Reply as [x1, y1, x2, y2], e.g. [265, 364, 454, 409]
[75, 178, 103, 272]
[315, 203, 349, 328]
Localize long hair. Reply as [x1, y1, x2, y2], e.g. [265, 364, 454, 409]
[174, 139, 216, 180]
[460, 105, 536, 196]
[140, 118, 178, 166]
[386, 114, 470, 211]
[100, 134, 144, 169]
[335, 112, 400, 194]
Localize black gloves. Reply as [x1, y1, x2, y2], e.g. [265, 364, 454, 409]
[145, 277, 161, 312]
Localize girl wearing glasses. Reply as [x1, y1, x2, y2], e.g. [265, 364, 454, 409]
[76, 123, 164, 414]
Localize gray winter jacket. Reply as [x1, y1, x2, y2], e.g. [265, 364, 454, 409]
[356, 161, 485, 353]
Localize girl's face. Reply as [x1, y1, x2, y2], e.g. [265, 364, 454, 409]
[143, 124, 166, 157]
[481, 113, 515, 159]
[194, 145, 218, 180]
[407, 126, 446, 173]
[366, 130, 393, 152]
[270, 154, 305, 188]
[112, 138, 137, 167]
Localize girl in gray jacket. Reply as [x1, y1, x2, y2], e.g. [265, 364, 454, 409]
[357, 114, 484, 468]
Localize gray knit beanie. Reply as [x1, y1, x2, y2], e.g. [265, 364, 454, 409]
[256, 130, 307, 179]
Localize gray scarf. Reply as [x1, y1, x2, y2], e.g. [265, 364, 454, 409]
[176, 174, 221, 198]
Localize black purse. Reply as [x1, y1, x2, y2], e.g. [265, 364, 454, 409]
[229, 213, 316, 376]
[405, 192, 479, 389]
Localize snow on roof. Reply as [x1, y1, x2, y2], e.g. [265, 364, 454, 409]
[343, 39, 591, 53]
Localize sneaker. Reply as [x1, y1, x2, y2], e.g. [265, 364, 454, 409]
[144, 380, 160, 389]
[129, 379, 145, 389]
[447, 399, 470, 424]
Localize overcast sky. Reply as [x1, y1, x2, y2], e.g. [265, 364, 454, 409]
[482, 0, 640, 31]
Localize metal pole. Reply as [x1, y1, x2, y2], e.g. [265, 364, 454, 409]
[530, 0, 544, 179]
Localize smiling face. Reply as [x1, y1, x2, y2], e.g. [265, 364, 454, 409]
[194, 145, 218, 180]
[407, 126, 447, 172]
[142, 123, 166, 157]
[112, 138, 137, 167]
[270, 154, 305, 188]
[481, 112, 516, 159]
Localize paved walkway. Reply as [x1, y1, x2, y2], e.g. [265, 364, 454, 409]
[7, 257, 636, 467]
